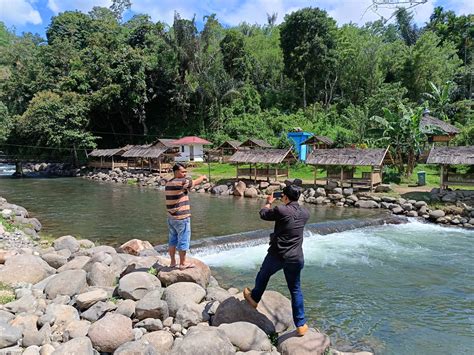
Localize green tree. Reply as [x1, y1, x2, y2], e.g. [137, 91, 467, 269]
[220, 30, 250, 82]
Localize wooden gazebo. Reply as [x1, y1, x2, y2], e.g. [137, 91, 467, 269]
[239, 138, 272, 150]
[208, 140, 242, 162]
[426, 146, 474, 189]
[420, 113, 459, 144]
[301, 135, 334, 157]
[229, 148, 297, 182]
[88, 145, 132, 169]
[306, 147, 389, 191]
[121, 144, 171, 172]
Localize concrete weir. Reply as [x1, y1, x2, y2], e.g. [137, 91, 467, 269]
[155, 214, 408, 255]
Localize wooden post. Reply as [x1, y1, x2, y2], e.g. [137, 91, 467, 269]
[100, 157, 103, 168]
[287, 161, 290, 178]
[340, 166, 344, 188]
[267, 164, 270, 182]
[15, 161, 23, 176]
[159, 158, 162, 174]
[236, 163, 239, 180]
[314, 165, 317, 186]
[254, 164, 257, 183]
[275, 166, 278, 181]
[112, 156, 114, 170]
[149, 158, 152, 172]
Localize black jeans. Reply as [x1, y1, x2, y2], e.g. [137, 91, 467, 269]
[251, 252, 306, 327]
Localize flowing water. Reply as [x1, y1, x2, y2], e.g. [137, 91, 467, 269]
[0, 164, 472, 354]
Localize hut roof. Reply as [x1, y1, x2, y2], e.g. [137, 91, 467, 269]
[240, 138, 272, 149]
[420, 115, 460, 135]
[171, 136, 212, 145]
[153, 138, 179, 148]
[229, 148, 296, 164]
[306, 148, 388, 166]
[217, 140, 242, 149]
[121, 144, 167, 158]
[426, 146, 474, 165]
[89, 145, 132, 158]
[301, 135, 334, 146]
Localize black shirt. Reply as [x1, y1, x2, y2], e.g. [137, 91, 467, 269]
[259, 201, 310, 262]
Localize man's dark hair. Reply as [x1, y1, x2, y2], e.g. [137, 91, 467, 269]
[283, 185, 301, 201]
[172, 163, 186, 172]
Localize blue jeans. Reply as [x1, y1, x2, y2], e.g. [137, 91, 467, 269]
[167, 217, 191, 251]
[251, 253, 306, 327]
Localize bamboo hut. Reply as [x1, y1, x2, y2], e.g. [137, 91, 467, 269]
[239, 138, 272, 150]
[306, 147, 389, 191]
[229, 148, 297, 182]
[121, 144, 170, 172]
[88, 145, 132, 169]
[208, 140, 242, 162]
[426, 146, 474, 189]
[420, 111, 459, 144]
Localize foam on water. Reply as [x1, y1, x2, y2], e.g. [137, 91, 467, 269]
[0, 163, 15, 176]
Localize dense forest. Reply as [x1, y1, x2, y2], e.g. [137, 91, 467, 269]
[0, 2, 472, 168]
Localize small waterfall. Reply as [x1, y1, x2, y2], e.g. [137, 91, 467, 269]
[154, 214, 407, 255]
[0, 163, 16, 176]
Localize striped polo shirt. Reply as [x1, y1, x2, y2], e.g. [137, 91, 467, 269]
[165, 177, 193, 219]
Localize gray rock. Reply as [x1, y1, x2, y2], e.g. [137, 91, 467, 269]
[175, 303, 207, 328]
[391, 206, 404, 214]
[346, 194, 358, 202]
[401, 203, 413, 211]
[4, 294, 37, 314]
[41, 253, 68, 269]
[0, 310, 14, 323]
[22, 323, 51, 347]
[75, 289, 108, 310]
[414, 201, 427, 208]
[0, 346, 22, 355]
[39, 304, 79, 330]
[114, 340, 157, 355]
[210, 185, 228, 195]
[53, 236, 80, 253]
[170, 325, 234, 355]
[118, 272, 161, 301]
[375, 184, 391, 193]
[39, 343, 55, 355]
[136, 318, 163, 332]
[430, 210, 445, 219]
[87, 313, 134, 353]
[328, 194, 343, 200]
[141, 331, 174, 352]
[244, 187, 258, 198]
[51, 337, 94, 355]
[354, 200, 379, 209]
[78, 239, 95, 249]
[419, 205, 428, 214]
[81, 301, 117, 322]
[218, 321, 272, 352]
[86, 263, 116, 287]
[115, 299, 136, 318]
[406, 211, 418, 217]
[44, 270, 87, 299]
[64, 320, 91, 339]
[0, 255, 55, 285]
[0, 320, 22, 348]
[234, 181, 246, 197]
[23, 346, 40, 355]
[277, 328, 330, 355]
[205, 287, 232, 303]
[162, 282, 206, 317]
[381, 196, 397, 203]
[57, 256, 91, 272]
[342, 188, 353, 196]
[163, 317, 173, 328]
[135, 290, 169, 321]
[170, 323, 182, 334]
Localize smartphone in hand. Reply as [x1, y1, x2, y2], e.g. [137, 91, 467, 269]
[272, 191, 283, 199]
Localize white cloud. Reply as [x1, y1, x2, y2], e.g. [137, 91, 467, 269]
[47, 0, 111, 15]
[0, 0, 42, 25]
[442, 0, 474, 15]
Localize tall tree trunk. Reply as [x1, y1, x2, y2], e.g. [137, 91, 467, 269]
[302, 77, 307, 109]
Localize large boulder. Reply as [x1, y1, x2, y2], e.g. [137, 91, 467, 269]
[41, 253, 68, 269]
[429, 210, 445, 220]
[157, 258, 211, 288]
[218, 321, 272, 352]
[53, 235, 80, 253]
[205, 286, 233, 303]
[354, 200, 380, 209]
[87, 313, 134, 353]
[118, 272, 161, 300]
[162, 282, 206, 317]
[244, 187, 259, 198]
[51, 337, 94, 355]
[135, 290, 169, 321]
[81, 301, 117, 322]
[234, 181, 247, 197]
[0, 255, 55, 285]
[64, 320, 91, 339]
[86, 263, 116, 287]
[210, 185, 229, 195]
[119, 239, 154, 256]
[4, 294, 37, 314]
[277, 328, 330, 355]
[0, 320, 22, 349]
[115, 299, 136, 318]
[44, 270, 87, 299]
[170, 325, 234, 355]
[175, 303, 207, 328]
[39, 304, 79, 332]
[114, 341, 157, 355]
[57, 256, 91, 272]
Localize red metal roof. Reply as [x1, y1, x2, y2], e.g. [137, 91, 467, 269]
[171, 136, 212, 145]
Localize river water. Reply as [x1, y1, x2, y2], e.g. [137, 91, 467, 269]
[0, 165, 473, 354]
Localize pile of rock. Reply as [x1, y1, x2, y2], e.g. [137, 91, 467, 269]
[0, 235, 337, 355]
[20, 163, 80, 178]
[430, 188, 474, 206]
[84, 169, 168, 187]
[0, 198, 42, 250]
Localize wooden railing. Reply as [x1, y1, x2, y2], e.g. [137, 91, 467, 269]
[237, 167, 288, 180]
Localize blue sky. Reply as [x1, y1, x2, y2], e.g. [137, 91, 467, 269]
[1, 0, 472, 37]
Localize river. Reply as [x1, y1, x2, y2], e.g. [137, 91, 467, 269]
[0, 166, 472, 354]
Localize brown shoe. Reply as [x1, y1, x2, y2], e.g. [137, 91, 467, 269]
[296, 324, 308, 336]
[243, 287, 258, 308]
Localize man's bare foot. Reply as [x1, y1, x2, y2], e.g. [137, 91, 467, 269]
[169, 263, 177, 268]
[179, 262, 195, 270]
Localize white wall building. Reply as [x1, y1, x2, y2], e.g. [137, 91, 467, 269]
[171, 136, 212, 162]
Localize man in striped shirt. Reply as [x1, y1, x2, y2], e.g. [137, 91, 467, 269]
[165, 163, 207, 269]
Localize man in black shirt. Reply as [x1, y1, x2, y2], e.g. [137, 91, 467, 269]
[244, 185, 310, 336]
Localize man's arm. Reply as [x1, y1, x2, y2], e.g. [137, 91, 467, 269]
[192, 175, 207, 187]
[259, 195, 279, 221]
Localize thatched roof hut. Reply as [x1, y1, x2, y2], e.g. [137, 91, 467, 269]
[426, 146, 474, 165]
[420, 112, 459, 144]
[306, 148, 388, 166]
[229, 148, 296, 164]
[218, 140, 242, 150]
[301, 135, 334, 147]
[239, 138, 272, 149]
[89, 145, 132, 158]
[121, 144, 168, 159]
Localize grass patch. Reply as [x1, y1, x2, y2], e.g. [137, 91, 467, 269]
[127, 179, 138, 185]
[147, 267, 157, 276]
[0, 282, 15, 304]
[0, 216, 15, 233]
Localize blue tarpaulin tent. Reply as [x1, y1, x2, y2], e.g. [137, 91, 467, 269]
[287, 131, 313, 161]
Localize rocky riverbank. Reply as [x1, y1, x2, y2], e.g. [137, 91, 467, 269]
[84, 168, 474, 229]
[0, 197, 371, 355]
